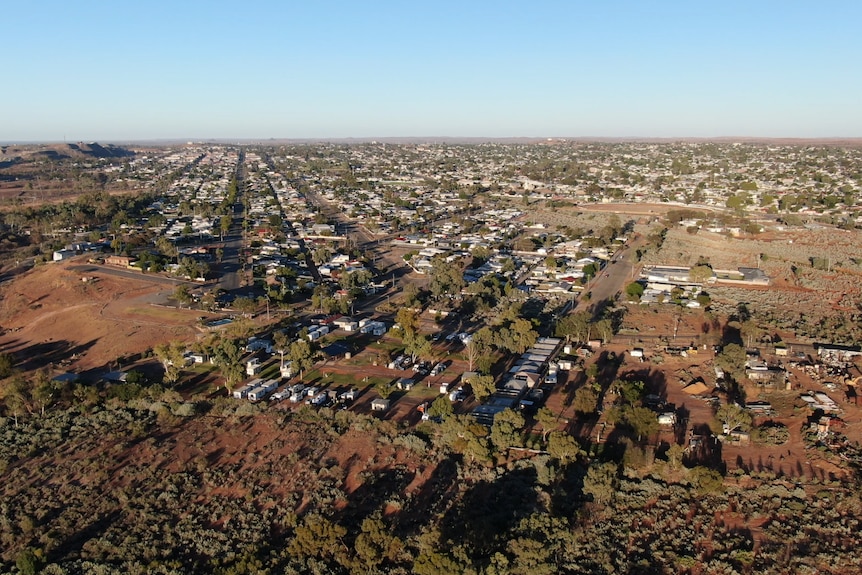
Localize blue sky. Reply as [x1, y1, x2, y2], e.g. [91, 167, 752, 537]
[3, 1, 860, 141]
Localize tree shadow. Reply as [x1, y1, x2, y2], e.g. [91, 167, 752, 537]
[674, 404, 691, 445]
[0, 336, 23, 353]
[0, 262, 34, 283]
[439, 467, 539, 557]
[50, 510, 122, 565]
[593, 351, 624, 405]
[395, 454, 461, 533]
[10, 338, 99, 372]
[550, 462, 587, 517]
[340, 466, 415, 525]
[602, 422, 632, 449]
[620, 367, 668, 401]
[563, 368, 587, 407]
[685, 423, 724, 472]
[721, 323, 742, 346]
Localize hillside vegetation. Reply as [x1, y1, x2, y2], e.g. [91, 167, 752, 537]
[1, 392, 860, 575]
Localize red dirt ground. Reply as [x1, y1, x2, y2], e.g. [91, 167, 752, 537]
[2, 256, 859, 484]
[0, 260, 202, 374]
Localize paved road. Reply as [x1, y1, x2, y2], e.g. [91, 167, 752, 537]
[215, 219, 244, 293]
[216, 155, 247, 293]
[575, 234, 646, 317]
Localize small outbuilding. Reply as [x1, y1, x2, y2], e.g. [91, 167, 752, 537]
[397, 378, 415, 391]
[371, 398, 390, 412]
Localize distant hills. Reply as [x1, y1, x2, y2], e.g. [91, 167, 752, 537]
[0, 142, 135, 161]
[3, 137, 862, 150]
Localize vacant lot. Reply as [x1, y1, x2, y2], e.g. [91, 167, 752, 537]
[640, 225, 862, 342]
[0, 261, 201, 374]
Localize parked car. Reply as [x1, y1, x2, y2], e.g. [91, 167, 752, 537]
[431, 360, 450, 376]
[449, 388, 467, 402]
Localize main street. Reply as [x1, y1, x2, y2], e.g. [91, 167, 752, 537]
[215, 153, 248, 294]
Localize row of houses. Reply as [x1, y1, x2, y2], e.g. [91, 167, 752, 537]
[232, 378, 279, 402]
[471, 337, 563, 425]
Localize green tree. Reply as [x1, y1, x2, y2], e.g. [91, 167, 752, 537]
[0, 352, 14, 378]
[155, 235, 177, 259]
[468, 373, 496, 402]
[594, 318, 614, 343]
[726, 193, 748, 212]
[414, 548, 472, 575]
[716, 343, 746, 381]
[212, 338, 245, 394]
[625, 281, 644, 301]
[219, 216, 233, 240]
[15, 547, 42, 575]
[174, 285, 192, 307]
[471, 245, 491, 265]
[375, 379, 395, 399]
[713, 402, 753, 434]
[273, 330, 290, 369]
[508, 317, 538, 354]
[354, 516, 402, 571]
[288, 339, 314, 379]
[4, 377, 33, 426]
[740, 319, 762, 348]
[427, 395, 453, 419]
[688, 264, 713, 284]
[547, 431, 582, 464]
[200, 290, 218, 311]
[395, 307, 419, 339]
[535, 407, 558, 441]
[666, 443, 685, 470]
[268, 213, 283, 230]
[490, 408, 525, 453]
[288, 513, 347, 561]
[583, 461, 618, 504]
[613, 378, 645, 405]
[233, 296, 258, 318]
[554, 311, 591, 343]
[439, 414, 491, 464]
[464, 332, 492, 372]
[404, 331, 432, 363]
[340, 268, 373, 291]
[627, 406, 660, 442]
[154, 341, 186, 386]
[31, 369, 59, 416]
[572, 386, 599, 415]
[689, 465, 725, 495]
[506, 536, 555, 575]
[429, 255, 465, 299]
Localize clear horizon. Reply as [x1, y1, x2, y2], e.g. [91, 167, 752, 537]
[3, 1, 861, 142]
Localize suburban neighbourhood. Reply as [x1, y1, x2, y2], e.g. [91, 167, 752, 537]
[1, 140, 862, 574]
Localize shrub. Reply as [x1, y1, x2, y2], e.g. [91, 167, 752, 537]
[689, 466, 725, 495]
[752, 422, 790, 445]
